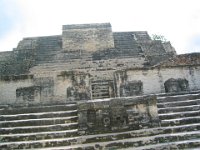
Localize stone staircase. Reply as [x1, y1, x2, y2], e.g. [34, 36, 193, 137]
[35, 36, 62, 64]
[1, 93, 200, 149]
[0, 103, 79, 150]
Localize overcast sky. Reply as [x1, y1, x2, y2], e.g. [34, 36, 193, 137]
[0, 0, 200, 54]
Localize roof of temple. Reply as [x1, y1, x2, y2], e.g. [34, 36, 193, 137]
[157, 53, 200, 67]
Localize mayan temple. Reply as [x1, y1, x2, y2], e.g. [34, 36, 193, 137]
[1, 22, 200, 149]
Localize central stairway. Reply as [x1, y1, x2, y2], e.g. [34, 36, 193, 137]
[1, 92, 200, 149]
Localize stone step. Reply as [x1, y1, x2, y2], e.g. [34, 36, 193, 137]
[160, 123, 200, 133]
[94, 134, 200, 150]
[0, 110, 77, 121]
[0, 105, 9, 109]
[36, 56, 55, 61]
[157, 99, 200, 108]
[2, 92, 200, 149]
[158, 105, 200, 114]
[36, 53, 57, 57]
[38, 43, 60, 48]
[38, 45, 60, 49]
[0, 104, 77, 115]
[159, 110, 200, 120]
[78, 124, 200, 146]
[92, 95, 110, 99]
[91, 89, 109, 93]
[38, 43, 60, 47]
[92, 91, 109, 96]
[91, 82, 110, 85]
[36, 51, 59, 55]
[0, 123, 78, 134]
[33, 57, 143, 67]
[161, 116, 200, 126]
[157, 93, 200, 103]
[1, 123, 200, 149]
[0, 116, 78, 127]
[91, 85, 109, 89]
[123, 139, 200, 150]
[0, 129, 78, 142]
[3, 130, 199, 150]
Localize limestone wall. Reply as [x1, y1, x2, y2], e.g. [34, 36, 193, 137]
[1, 65, 200, 105]
[55, 71, 91, 101]
[160, 67, 200, 91]
[0, 75, 34, 104]
[115, 66, 200, 96]
[0, 71, 91, 105]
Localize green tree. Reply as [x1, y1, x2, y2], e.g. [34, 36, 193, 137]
[151, 34, 167, 42]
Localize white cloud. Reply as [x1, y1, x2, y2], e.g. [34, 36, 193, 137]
[0, 0, 200, 54]
[0, 28, 22, 51]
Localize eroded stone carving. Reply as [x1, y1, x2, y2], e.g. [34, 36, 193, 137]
[58, 71, 91, 101]
[78, 95, 159, 134]
[67, 86, 90, 101]
[16, 86, 41, 102]
[164, 78, 189, 93]
[120, 81, 143, 97]
[34, 77, 54, 101]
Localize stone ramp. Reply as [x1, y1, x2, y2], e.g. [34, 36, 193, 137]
[1, 93, 200, 149]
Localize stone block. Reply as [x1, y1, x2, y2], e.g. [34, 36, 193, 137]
[77, 95, 159, 134]
[62, 23, 114, 52]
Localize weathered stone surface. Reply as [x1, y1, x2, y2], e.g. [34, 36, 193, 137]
[62, 23, 114, 52]
[0, 92, 200, 149]
[164, 78, 189, 93]
[77, 95, 159, 134]
[16, 86, 41, 102]
[159, 53, 200, 67]
[0, 22, 200, 149]
[58, 71, 91, 101]
[120, 80, 143, 97]
[0, 23, 200, 108]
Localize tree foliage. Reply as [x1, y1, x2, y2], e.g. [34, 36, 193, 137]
[151, 34, 167, 42]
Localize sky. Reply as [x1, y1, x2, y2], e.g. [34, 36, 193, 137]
[0, 0, 200, 54]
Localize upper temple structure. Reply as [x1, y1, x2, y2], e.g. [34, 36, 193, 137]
[1, 23, 200, 149]
[0, 22, 179, 103]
